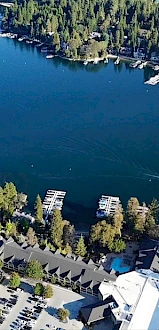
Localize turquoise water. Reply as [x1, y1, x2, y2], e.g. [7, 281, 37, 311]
[111, 257, 130, 273]
[0, 37, 159, 228]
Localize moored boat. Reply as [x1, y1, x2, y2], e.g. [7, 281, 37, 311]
[104, 58, 108, 64]
[114, 56, 120, 65]
[41, 47, 48, 53]
[93, 58, 98, 64]
[46, 54, 54, 59]
[83, 60, 88, 65]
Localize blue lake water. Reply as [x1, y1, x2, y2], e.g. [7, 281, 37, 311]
[0, 37, 159, 228]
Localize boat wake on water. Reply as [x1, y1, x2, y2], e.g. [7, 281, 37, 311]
[32, 136, 159, 181]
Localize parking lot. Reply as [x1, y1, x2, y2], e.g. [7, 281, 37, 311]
[0, 279, 97, 330]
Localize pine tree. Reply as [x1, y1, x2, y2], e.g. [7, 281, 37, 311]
[34, 194, 43, 222]
[75, 235, 86, 257]
[50, 210, 63, 248]
[26, 227, 38, 246]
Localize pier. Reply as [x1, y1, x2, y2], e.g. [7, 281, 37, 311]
[42, 189, 66, 218]
[96, 195, 121, 218]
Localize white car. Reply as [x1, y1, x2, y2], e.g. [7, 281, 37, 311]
[3, 306, 12, 311]
[16, 288, 23, 292]
[37, 302, 47, 308]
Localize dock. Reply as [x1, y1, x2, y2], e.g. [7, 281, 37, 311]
[96, 195, 121, 218]
[145, 74, 159, 85]
[42, 189, 66, 218]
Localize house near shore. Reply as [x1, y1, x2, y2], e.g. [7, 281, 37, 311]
[135, 237, 159, 272]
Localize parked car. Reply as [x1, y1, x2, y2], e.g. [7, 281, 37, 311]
[3, 305, 12, 311]
[0, 298, 8, 304]
[16, 288, 24, 292]
[37, 302, 47, 308]
[11, 294, 18, 299]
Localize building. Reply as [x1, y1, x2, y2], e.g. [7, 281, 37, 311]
[80, 296, 115, 325]
[135, 238, 159, 272]
[42, 189, 66, 218]
[99, 269, 159, 330]
[96, 195, 121, 218]
[0, 237, 116, 295]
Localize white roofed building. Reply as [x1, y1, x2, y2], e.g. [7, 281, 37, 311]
[98, 269, 159, 330]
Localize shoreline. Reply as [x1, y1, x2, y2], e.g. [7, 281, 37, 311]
[0, 32, 157, 67]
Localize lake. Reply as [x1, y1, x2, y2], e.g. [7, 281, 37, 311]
[0, 37, 159, 229]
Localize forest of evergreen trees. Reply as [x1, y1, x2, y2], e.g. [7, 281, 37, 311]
[3, 0, 159, 59]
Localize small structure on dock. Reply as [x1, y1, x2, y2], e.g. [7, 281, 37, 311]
[96, 195, 121, 218]
[42, 189, 66, 218]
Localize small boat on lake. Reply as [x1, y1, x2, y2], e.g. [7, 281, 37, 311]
[26, 39, 33, 44]
[36, 42, 43, 48]
[153, 65, 159, 71]
[129, 60, 141, 68]
[83, 60, 88, 65]
[46, 54, 54, 59]
[114, 56, 120, 65]
[104, 58, 108, 64]
[93, 58, 98, 64]
[41, 47, 48, 53]
[138, 63, 144, 69]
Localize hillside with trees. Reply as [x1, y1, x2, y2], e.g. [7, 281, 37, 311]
[3, 0, 159, 59]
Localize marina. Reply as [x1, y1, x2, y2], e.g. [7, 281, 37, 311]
[42, 189, 66, 219]
[96, 195, 121, 218]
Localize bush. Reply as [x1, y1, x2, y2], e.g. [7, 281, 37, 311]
[34, 283, 44, 296]
[51, 275, 57, 284]
[0, 259, 3, 269]
[57, 308, 70, 321]
[44, 284, 53, 298]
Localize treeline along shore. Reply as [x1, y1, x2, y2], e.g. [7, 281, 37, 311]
[2, 0, 159, 62]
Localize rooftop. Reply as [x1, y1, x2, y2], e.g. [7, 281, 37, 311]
[99, 269, 159, 330]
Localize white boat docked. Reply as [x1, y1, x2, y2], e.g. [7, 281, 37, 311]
[46, 54, 54, 59]
[83, 60, 88, 65]
[26, 40, 33, 44]
[114, 56, 120, 65]
[41, 47, 48, 53]
[93, 58, 98, 64]
[104, 58, 108, 64]
[18, 37, 24, 42]
[36, 42, 43, 48]
[129, 60, 141, 68]
[138, 63, 144, 69]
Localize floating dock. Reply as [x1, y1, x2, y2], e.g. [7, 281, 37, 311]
[145, 74, 159, 85]
[96, 195, 121, 218]
[42, 189, 66, 218]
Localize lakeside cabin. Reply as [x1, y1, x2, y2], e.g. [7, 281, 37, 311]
[96, 195, 121, 218]
[42, 189, 66, 219]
